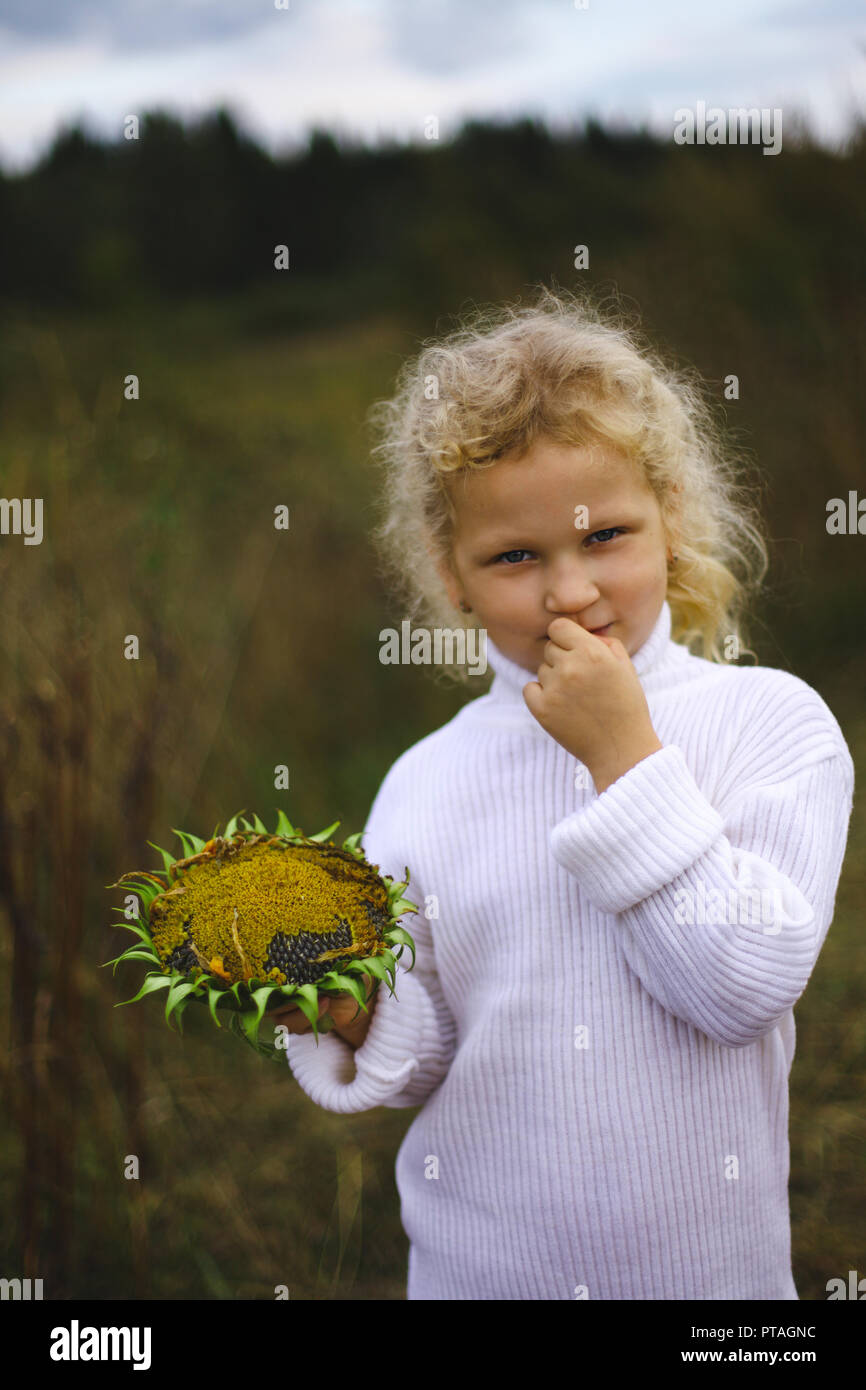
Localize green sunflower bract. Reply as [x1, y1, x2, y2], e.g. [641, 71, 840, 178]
[104, 809, 419, 1060]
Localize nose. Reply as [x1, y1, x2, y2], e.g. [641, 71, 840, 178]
[543, 555, 601, 619]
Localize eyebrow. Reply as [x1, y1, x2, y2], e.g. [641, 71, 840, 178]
[479, 539, 534, 553]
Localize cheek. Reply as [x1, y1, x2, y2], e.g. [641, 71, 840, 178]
[485, 569, 533, 600]
[612, 559, 666, 609]
[612, 554, 657, 590]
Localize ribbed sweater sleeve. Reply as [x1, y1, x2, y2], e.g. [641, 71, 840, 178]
[281, 759, 459, 1111]
[550, 681, 854, 1049]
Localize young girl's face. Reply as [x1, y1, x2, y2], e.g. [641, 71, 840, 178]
[439, 436, 674, 676]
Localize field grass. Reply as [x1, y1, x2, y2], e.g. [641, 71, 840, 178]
[0, 294, 862, 1299]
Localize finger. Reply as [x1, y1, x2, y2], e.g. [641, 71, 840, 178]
[268, 990, 331, 1016]
[268, 1003, 318, 1029]
[270, 1002, 329, 1035]
[544, 617, 588, 651]
[522, 679, 546, 716]
[266, 1002, 301, 1018]
[269, 1012, 302, 1030]
[541, 638, 567, 665]
[269, 1014, 309, 1036]
[272, 996, 330, 1022]
[533, 660, 559, 689]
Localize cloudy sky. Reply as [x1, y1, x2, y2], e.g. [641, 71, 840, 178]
[0, 0, 864, 171]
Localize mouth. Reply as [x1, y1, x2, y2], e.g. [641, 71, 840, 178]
[539, 622, 614, 639]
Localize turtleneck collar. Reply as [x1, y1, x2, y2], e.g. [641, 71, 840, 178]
[483, 600, 676, 702]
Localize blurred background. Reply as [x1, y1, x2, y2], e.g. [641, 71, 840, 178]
[0, 0, 864, 1301]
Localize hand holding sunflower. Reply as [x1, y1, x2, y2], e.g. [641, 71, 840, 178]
[267, 970, 376, 1050]
[105, 811, 417, 1061]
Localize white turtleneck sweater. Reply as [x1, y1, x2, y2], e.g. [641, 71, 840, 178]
[283, 600, 854, 1300]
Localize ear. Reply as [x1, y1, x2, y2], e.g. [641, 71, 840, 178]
[666, 483, 683, 547]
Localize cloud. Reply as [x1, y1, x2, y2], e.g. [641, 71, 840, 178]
[765, 0, 866, 25]
[0, 0, 271, 53]
[379, 0, 554, 77]
[0, 0, 861, 173]
[0, 0, 565, 66]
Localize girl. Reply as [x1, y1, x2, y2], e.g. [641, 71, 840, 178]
[273, 284, 854, 1300]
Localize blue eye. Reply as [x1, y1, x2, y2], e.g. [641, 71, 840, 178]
[494, 549, 533, 564]
[493, 530, 625, 564]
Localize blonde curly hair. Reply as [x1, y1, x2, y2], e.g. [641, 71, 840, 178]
[367, 282, 769, 685]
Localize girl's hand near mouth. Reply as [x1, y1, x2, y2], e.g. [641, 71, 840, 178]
[523, 618, 663, 792]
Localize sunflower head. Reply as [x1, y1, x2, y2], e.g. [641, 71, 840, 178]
[105, 809, 418, 1058]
